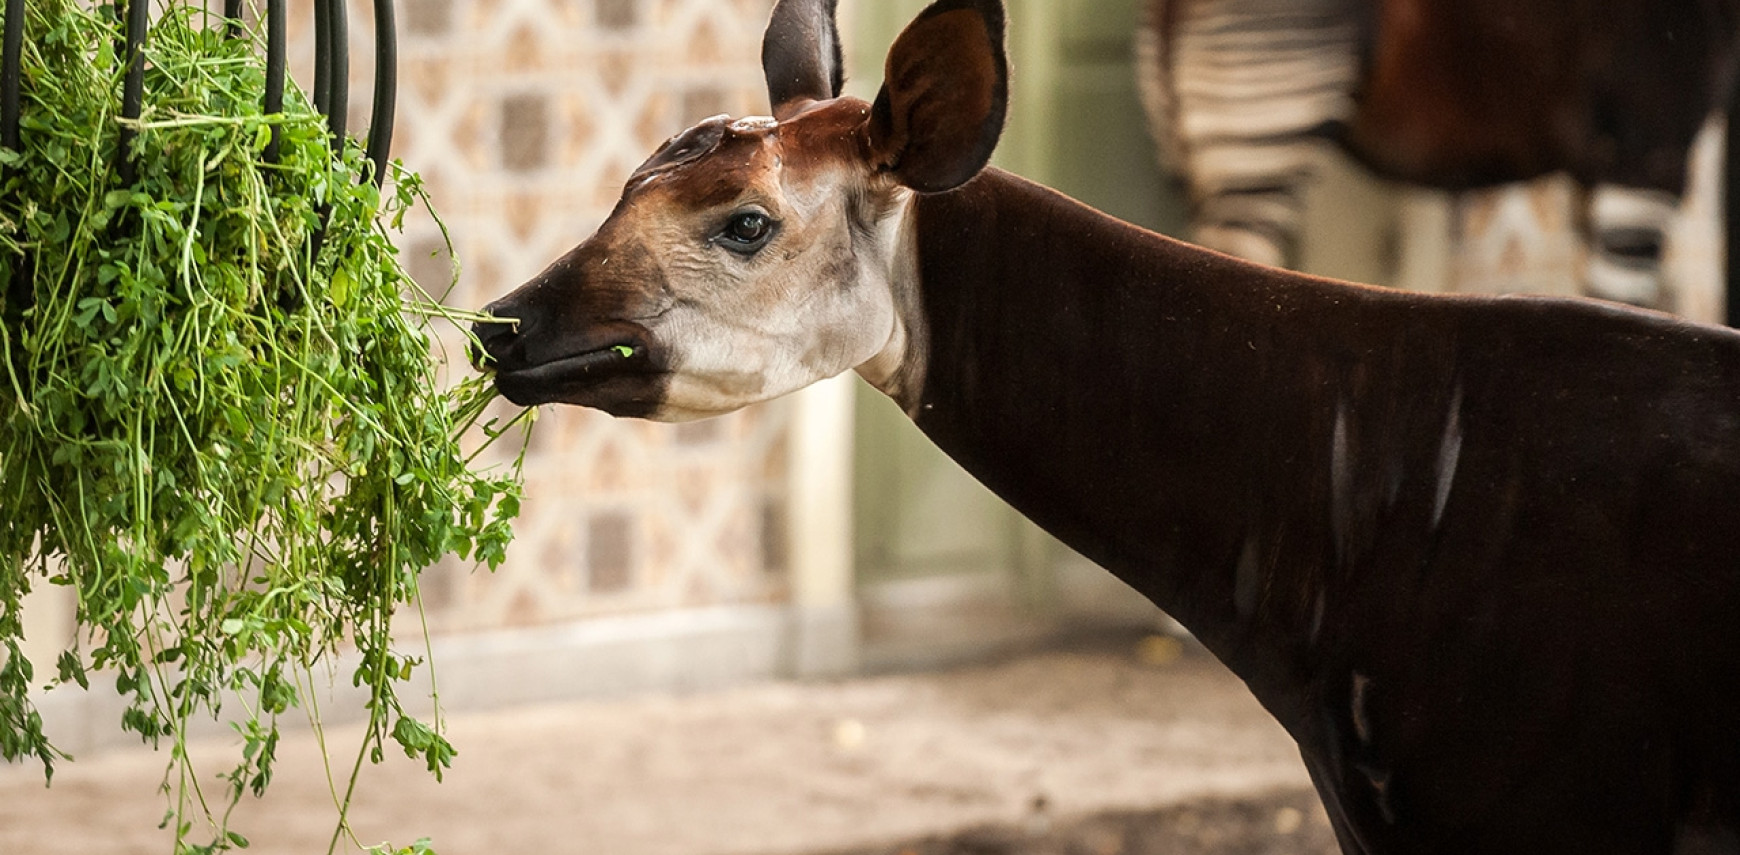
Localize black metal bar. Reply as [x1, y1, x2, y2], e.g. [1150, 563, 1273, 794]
[3, 0, 28, 324]
[302, 0, 352, 310]
[263, 0, 285, 162]
[222, 0, 243, 39]
[116, 0, 149, 186]
[325, 0, 349, 144]
[364, 0, 397, 185]
[313, 0, 331, 116]
[1, 0, 23, 152]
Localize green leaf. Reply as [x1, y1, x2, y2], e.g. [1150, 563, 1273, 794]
[0, 0, 529, 845]
[56, 651, 89, 690]
[331, 268, 354, 307]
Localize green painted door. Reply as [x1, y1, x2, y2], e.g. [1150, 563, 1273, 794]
[849, 0, 1184, 665]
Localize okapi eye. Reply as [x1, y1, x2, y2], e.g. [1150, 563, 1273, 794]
[719, 212, 776, 253]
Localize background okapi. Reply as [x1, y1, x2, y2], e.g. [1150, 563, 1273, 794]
[1137, 0, 1740, 320]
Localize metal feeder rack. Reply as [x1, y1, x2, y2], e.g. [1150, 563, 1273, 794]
[0, 0, 398, 186]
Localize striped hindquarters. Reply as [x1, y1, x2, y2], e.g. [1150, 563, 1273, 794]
[1137, 0, 1364, 267]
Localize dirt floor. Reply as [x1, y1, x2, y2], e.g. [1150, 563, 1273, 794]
[824, 789, 1339, 855]
[0, 634, 1334, 855]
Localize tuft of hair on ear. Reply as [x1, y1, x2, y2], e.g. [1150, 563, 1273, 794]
[763, 0, 846, 120]
[868, 0, 1009, 193]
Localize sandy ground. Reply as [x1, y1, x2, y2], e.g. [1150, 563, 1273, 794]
[0, 634, 1332, 855]
[825, 789, 1339, 855]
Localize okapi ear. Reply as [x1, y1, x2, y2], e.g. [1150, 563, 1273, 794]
[763, 0, 846, 121]
[867, 0, 1008, 192]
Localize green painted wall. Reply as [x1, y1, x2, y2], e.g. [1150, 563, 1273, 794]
[850, 0, 1185, 597]
[850, 0, 1183, 232]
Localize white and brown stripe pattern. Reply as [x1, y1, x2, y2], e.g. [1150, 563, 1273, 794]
[1137, 0, 1362, 268]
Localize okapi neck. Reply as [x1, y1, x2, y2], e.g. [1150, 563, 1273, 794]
[903, 168, 1463, 729]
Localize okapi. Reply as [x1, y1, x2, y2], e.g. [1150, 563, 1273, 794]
[1136, 0, 1740, 319]
[472, 0, 1740, 851]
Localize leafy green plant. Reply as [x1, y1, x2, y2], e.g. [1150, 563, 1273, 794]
[0, 0, 527, 851]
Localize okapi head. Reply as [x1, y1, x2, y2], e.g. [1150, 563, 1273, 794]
[473, 0, 1008, 420]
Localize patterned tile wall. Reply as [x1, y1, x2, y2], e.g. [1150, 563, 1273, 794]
[1447, 177, 1587, 300]
[1444, 123, 1724, 324]
[281, 0, 795, 632]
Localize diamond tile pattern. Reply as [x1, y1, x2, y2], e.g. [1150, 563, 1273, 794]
[1445, 125, 1722, 323]
[280, 0, 793, 631]
[1449, 177, 1586, 300]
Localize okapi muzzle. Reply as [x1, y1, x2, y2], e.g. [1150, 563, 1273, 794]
[471, 227, 674, 419]
[471, 117, 750, 418]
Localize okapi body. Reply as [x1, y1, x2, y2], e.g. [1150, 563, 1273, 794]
[1137, 0, 1740, 317]
[473, 0, 1740, 851]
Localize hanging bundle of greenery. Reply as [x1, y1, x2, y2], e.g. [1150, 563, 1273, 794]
[0, 0, 526, 850]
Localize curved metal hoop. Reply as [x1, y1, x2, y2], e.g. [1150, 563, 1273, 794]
[264, 0, 287, 162]
[365, 0, 396, 185]
[1, 0, 27, 318]
[116, 0, 149, 184]
[1, 0, 22, 152]
[320, 0, 349, 144]
[0, 0, 394, 184]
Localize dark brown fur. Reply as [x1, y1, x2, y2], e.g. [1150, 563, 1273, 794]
[1343, 0, 1740, 192]
[911, 167, 1740, 853]
[478, 1, 1740, 849]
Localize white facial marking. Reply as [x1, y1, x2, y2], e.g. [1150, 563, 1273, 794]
[631, 158, 910, 422]
[851, 188, 927, 411]
[730, 115, 778, 132]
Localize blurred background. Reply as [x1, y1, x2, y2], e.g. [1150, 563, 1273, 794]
[3, 0, 1730, 852]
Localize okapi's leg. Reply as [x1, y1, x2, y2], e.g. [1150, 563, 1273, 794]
[1583, 184, 1677, 311]
[1137, 0, 1363, 268]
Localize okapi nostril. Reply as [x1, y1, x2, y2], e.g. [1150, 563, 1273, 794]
[469, 315, 523, 370]
[468, 339, 497, 371]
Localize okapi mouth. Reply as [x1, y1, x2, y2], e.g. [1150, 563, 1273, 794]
[495, 343, 642, 381]
[488, 342, 663, 409]
[470, 311, 666, 412]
